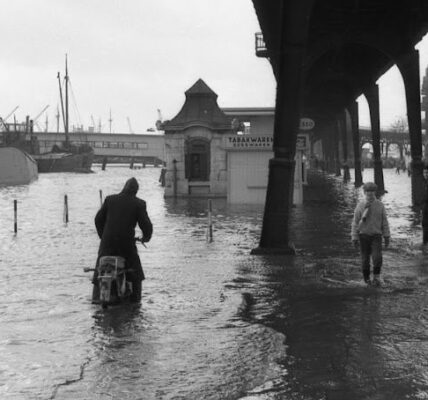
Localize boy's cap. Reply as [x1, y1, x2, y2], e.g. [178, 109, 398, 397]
[363, 182, 377, 192]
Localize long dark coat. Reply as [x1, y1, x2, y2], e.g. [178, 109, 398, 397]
[94, 178, 153, 281]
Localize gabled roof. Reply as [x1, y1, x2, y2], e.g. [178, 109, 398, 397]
[162, 79, 232, 132]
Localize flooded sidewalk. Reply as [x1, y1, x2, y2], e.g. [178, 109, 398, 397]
[241, 169, 428, 399]
[1, 167, 427, 399]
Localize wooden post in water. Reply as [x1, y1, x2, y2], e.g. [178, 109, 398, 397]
[99, 190, 103, 207]
[64, 194, 69, 223]
[130, 157, 134, 169]
[206, 199, 213, 243]
[173, 159, 177, 198]
[102, 157, 107, 171]
[14, 200, 17, 234]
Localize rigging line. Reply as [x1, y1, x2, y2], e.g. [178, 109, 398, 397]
[68, 77, 82, 126]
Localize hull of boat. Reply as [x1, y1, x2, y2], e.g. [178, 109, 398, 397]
[0, 147, 38, 185]
[34, 151, 94, 173]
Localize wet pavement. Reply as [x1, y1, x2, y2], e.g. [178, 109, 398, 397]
[0, 166, 427, 399]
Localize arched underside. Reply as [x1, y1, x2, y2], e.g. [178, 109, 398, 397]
[251, 0, 428, 252]
[254, 0, 428, 126]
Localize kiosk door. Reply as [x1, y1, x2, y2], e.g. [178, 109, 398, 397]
[227, 151, 271, 204]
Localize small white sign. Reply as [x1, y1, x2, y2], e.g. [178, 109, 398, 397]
[299, 118, 315, 131]
[296, 134, 309, 150]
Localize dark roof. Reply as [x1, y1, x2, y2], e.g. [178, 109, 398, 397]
[185, 79, 217, 96]
[162, 79, 232, 132]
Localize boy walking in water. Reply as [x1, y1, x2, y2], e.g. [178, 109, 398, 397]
[351, 182, 390, 286]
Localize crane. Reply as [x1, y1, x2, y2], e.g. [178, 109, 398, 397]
[127, 117, 134, 134]
[33, 105, 50, 122]
[4, 105, 19, 122]
[32, 105, 50, 132]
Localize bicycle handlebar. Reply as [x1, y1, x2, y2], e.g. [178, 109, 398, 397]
[135, 237, 147, 247]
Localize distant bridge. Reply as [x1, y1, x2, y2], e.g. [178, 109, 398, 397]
[359, 127, 417, 146]
[35, 131, 165, 165]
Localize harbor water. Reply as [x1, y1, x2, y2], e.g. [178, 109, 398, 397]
[1, 166, 428, 399]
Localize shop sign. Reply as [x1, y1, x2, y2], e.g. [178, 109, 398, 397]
[225, 134, 309, 151]
[225, 135, 273, 150]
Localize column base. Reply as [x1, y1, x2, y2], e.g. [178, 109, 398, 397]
[251, 244, 296, 255]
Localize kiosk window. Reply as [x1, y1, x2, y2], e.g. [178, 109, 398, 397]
[185, 139, 210, 181]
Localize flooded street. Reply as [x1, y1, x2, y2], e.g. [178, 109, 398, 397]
[1, 166, 428, 399]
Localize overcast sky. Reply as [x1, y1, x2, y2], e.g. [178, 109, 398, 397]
[0, 1, 427, 134]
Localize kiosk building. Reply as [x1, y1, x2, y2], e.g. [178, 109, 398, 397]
[161, 79, 308, 204]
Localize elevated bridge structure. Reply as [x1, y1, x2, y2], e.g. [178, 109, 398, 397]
[359, 128, 425, 158]
[35, 131, 165, 165]
[359, 128, 411, 147]
[251, 0, 428, 254]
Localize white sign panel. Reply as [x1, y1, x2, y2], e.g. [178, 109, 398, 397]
[296, 134, 309, 151]
[299, 118, 315, 131]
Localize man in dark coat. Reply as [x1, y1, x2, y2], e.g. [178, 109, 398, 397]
[93, 177, 153, 302]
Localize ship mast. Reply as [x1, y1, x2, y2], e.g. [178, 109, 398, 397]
[65, 54, 69, 141]
[57, 73, 66, 134]
[56, 105, 60, 133]
[57, 54, 70, 147]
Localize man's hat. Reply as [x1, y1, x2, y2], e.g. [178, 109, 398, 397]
[363, 182, 377, 192]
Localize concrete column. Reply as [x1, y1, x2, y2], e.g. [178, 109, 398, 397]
[252, 0, 314, 254]
[364, 84, 385, 195]
[349, 101, 363, 187]
[326, 126, 335, 173]
[396, 49, 424, 205]
[339, 111, 350, 182]
[334, 121, 341, 176]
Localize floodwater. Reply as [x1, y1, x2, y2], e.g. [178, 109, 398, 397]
[1, 165, 427, 400]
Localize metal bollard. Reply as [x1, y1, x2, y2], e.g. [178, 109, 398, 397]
[206, 199, 213, 243]
[64, 194, 69, 223]
[14, 200, 17, 234]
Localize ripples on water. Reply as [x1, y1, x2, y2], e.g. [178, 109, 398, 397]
[0, 166, 427, 399]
